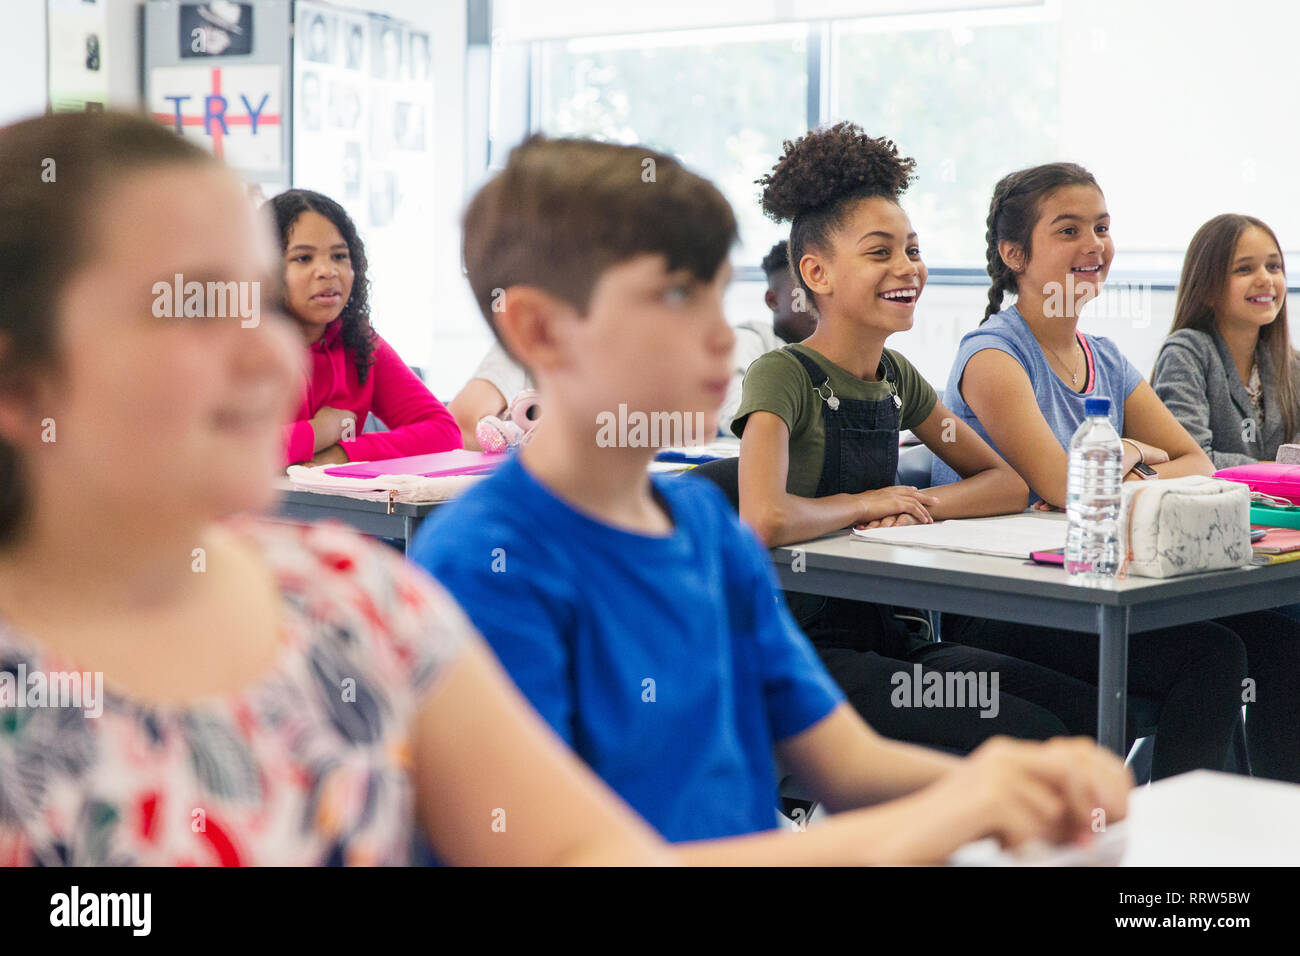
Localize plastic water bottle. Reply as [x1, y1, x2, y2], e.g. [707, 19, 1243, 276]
[1065, 397, 1123, 581]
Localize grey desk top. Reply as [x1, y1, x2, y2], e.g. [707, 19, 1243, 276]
[770, 512, 1300, 609]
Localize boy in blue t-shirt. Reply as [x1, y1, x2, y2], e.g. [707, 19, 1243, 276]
[411, 134, 1130, 862]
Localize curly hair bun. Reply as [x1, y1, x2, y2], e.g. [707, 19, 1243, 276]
[757, 122, 917, 223]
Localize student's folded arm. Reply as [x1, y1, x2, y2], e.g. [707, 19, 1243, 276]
[1122, 380, 1216, 477]
[774, 703, 957, 812]
[1152, 347, 1254, 468]
[283, 420, 315, 466]
[340, 340, 463, 460]
[913, 400, 1028, 517]
[446, 377, 508, 451]
[959, 349, 1075, 508]
[738, 410, 866, 546]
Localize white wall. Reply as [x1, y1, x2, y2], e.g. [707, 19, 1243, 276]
[322, 0, 483, 400]
[7, 0, 481, 402]
[1059, 0, 1300, 263]
[14, 0, 1299, 405]
[0, 1, 48, 126]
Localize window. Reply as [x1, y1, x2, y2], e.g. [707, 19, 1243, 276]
[532, 24, 811, 269]
[488, 0, 1300, 281]
[832, 7, 1060, 268]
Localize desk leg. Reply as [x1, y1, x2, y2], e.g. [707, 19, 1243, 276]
[1097, 604, 1130, 755]
[403, 516, 416, 555]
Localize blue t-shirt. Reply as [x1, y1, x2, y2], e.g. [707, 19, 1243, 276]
[931, 305, 1143, 500]
[408, 456, 843, 842]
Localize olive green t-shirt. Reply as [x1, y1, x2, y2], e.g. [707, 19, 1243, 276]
[731, 344, 938, 498]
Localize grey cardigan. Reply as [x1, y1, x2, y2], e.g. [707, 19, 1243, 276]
[1152, 327, 1300, 467]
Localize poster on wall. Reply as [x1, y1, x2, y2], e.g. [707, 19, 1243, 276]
[180, 1, 255, 58]
[149, 64, 284, 172]
[145, 0, 291, 195]
[292, 1, 435, 362]
[47, 0, 110, 112]
[292, 3, 433, 222]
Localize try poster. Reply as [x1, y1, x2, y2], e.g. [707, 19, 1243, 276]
[149, 64, 284, 172]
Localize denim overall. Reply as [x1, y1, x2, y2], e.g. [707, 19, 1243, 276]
[783, 347, 913, 657]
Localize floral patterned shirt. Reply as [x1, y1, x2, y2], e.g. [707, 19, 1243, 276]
[0, 519, 469, 866]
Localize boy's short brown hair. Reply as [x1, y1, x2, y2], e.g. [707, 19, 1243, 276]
[462, 134, 737, 350]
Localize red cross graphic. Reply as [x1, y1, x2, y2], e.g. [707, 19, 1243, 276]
[152, 67, 282, 159]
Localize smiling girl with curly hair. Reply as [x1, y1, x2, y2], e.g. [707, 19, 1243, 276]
[733, 122, 1116, 754]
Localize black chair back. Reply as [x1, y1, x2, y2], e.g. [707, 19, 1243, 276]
[689, 457, 740, 511]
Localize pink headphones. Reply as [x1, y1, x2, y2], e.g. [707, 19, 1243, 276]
[476, 389, 542, 453]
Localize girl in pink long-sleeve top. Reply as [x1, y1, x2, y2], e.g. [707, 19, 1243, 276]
[271, 189, 462, 466]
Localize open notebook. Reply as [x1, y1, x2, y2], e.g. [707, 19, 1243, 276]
[851, 515, 1067, 559]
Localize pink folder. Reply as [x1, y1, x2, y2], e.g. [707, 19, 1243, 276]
[324, 449, 507, 479]
[1215, 463, 1300, 503]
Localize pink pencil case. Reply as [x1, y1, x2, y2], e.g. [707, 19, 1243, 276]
[1214, 463, 1300, 504]
[324, 449, 507, 479]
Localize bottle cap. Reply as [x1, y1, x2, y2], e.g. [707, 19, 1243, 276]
[1084, 397, 1111, 417]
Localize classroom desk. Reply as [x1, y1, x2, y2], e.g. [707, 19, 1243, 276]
[272, 479, 446, 553]
[770, 514, 1300, 755]
[952, 770, 1300, 865]
[268, 449, 730, 553]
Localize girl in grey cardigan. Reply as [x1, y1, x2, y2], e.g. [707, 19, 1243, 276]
[1153, 214, 1299, 466]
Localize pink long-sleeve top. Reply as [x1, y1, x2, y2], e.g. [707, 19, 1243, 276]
[283, 319, 462, 465]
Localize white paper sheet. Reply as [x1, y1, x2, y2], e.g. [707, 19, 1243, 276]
[851, 515, 1067, 558]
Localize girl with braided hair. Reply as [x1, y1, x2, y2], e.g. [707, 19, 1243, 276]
[934, 163, 1300, 783]
[733, 123, 1115, 754]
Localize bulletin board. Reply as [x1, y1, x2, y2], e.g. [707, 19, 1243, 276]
[144, 0, 293, 196]
[291, 1, 436, 364]
[291, 1, 434, 234]
[47, 0, 110, 112]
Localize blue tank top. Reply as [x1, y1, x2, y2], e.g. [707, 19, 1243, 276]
[931, 305, 1143, 502]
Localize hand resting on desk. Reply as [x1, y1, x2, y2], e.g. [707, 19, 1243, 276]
[854, 485, 939, 528]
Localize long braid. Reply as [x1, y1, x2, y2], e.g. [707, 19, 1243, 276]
[979, 163, 1098, 327]
[983, 179, 1014, 324]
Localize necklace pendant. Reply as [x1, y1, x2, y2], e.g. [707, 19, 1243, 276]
[893, 394, 903, 409]
[827, 396, 840, 411]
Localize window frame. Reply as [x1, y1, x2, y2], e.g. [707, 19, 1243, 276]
[483, 1, 1300, 293]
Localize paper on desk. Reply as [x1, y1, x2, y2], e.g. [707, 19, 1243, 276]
[950, 770, 1300, 866]
[851, 515, 1067, 558]
[950, 823, 1128, 867]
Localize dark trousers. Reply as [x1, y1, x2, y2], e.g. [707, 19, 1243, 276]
[942, 613, 1258, 781]
[793, 594, 1102, 755]
[816, 640, 1102, 754]
[1216, 611, 1300, 783]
